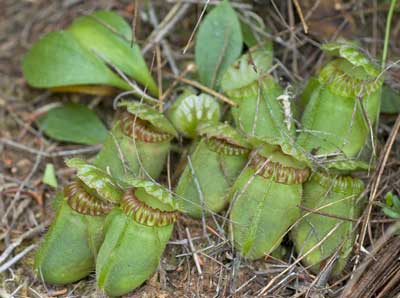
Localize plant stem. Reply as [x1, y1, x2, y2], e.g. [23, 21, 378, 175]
[381, 0, 397, 69]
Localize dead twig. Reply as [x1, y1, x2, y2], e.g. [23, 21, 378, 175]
[173, 76, 236, 106]
[293, 0, 309, 33]
[142, 2, 191, 54]
[0, 244, 37, 273]
[147, 0, 180, 76]
[341, 223, 400, 298]
[185, 228, 203, 276]
[0, 221, 49, 265]
[167, 0, 253, 10]
[358, 114, 400, 260]
[182, 0, 209, 54]
[298, 205, 358, 222]
[258, 223, 342, 295]
[0, 138, 102, 157]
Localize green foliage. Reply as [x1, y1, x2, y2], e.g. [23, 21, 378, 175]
[118, 101, 178, 136]
[43, 163, 58, 188]
[37, 103, 108, 145]
[34, 197, 105, 284]
[96, 181, 177, 296]
[96, 209, 173, 296]
[22, 31, 130, 90]
[195, 0, 243, 89]
[68, 10, 158, 96]
[291, 173, 364, 274]
[167, 90, 221, 138]
[297, 41, 383, 163]
[175, 137, 248, 218]
[381, 192, 400, 218]
[221, 48, 273, 95]
[22, 10, 158, 95]
[381, 85, 400, 114]
[66, 158, 123, 203]
[25, 5, 392, 294]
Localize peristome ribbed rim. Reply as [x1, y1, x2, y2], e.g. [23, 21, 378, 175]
[251, 153, 310, 184]
[64, 180, 113, 216]
[121, 188, 178, 227]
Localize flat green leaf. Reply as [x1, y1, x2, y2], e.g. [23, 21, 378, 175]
[381, 85, 400, 114]
[22, 31, 129, 90]
[43, 163, 58, 188]
[195, 0, 243, 89]
[393, 196, 400, 210]
[67, 10, 158, 96]
[37, 103, 108, 145]
[381, 192, 400, 219]
[382, 207, 400, 219]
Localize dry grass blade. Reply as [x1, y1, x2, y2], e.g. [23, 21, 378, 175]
[341, 224, 400, 298]
[173, 75, 237, 106]
[258, 223, 342, 296]
[142, 2, 191, 54]
[358, 114, 400, 258]
[293, 0, 308, 33]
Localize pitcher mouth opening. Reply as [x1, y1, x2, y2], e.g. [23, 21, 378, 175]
[251, 153, 310, 184]
[311, 172, 365, 195]
[319, 59, 382, 98]
[120, 113, 173, 143]
[64, 180, 113, 216]
[204, 136, 250, 156]
[121, 188, 179, 227]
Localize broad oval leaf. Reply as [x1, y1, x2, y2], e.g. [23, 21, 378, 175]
[67, 10, 158, 96]
[167, 91, 220, 138]
[195, 0, 243, 89]
[22, 31, 129, 90]
[37, 103, 108, 145]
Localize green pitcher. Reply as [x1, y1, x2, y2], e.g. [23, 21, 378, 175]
[34, 159, 121, 284]
[297, 42, 383, 160]
[291, 172, 364, 274]
[175, 123, 251, 218]
[94, 101, 177, 181]
[229, 144, 310, 260]
[96, 179, 179, 297]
